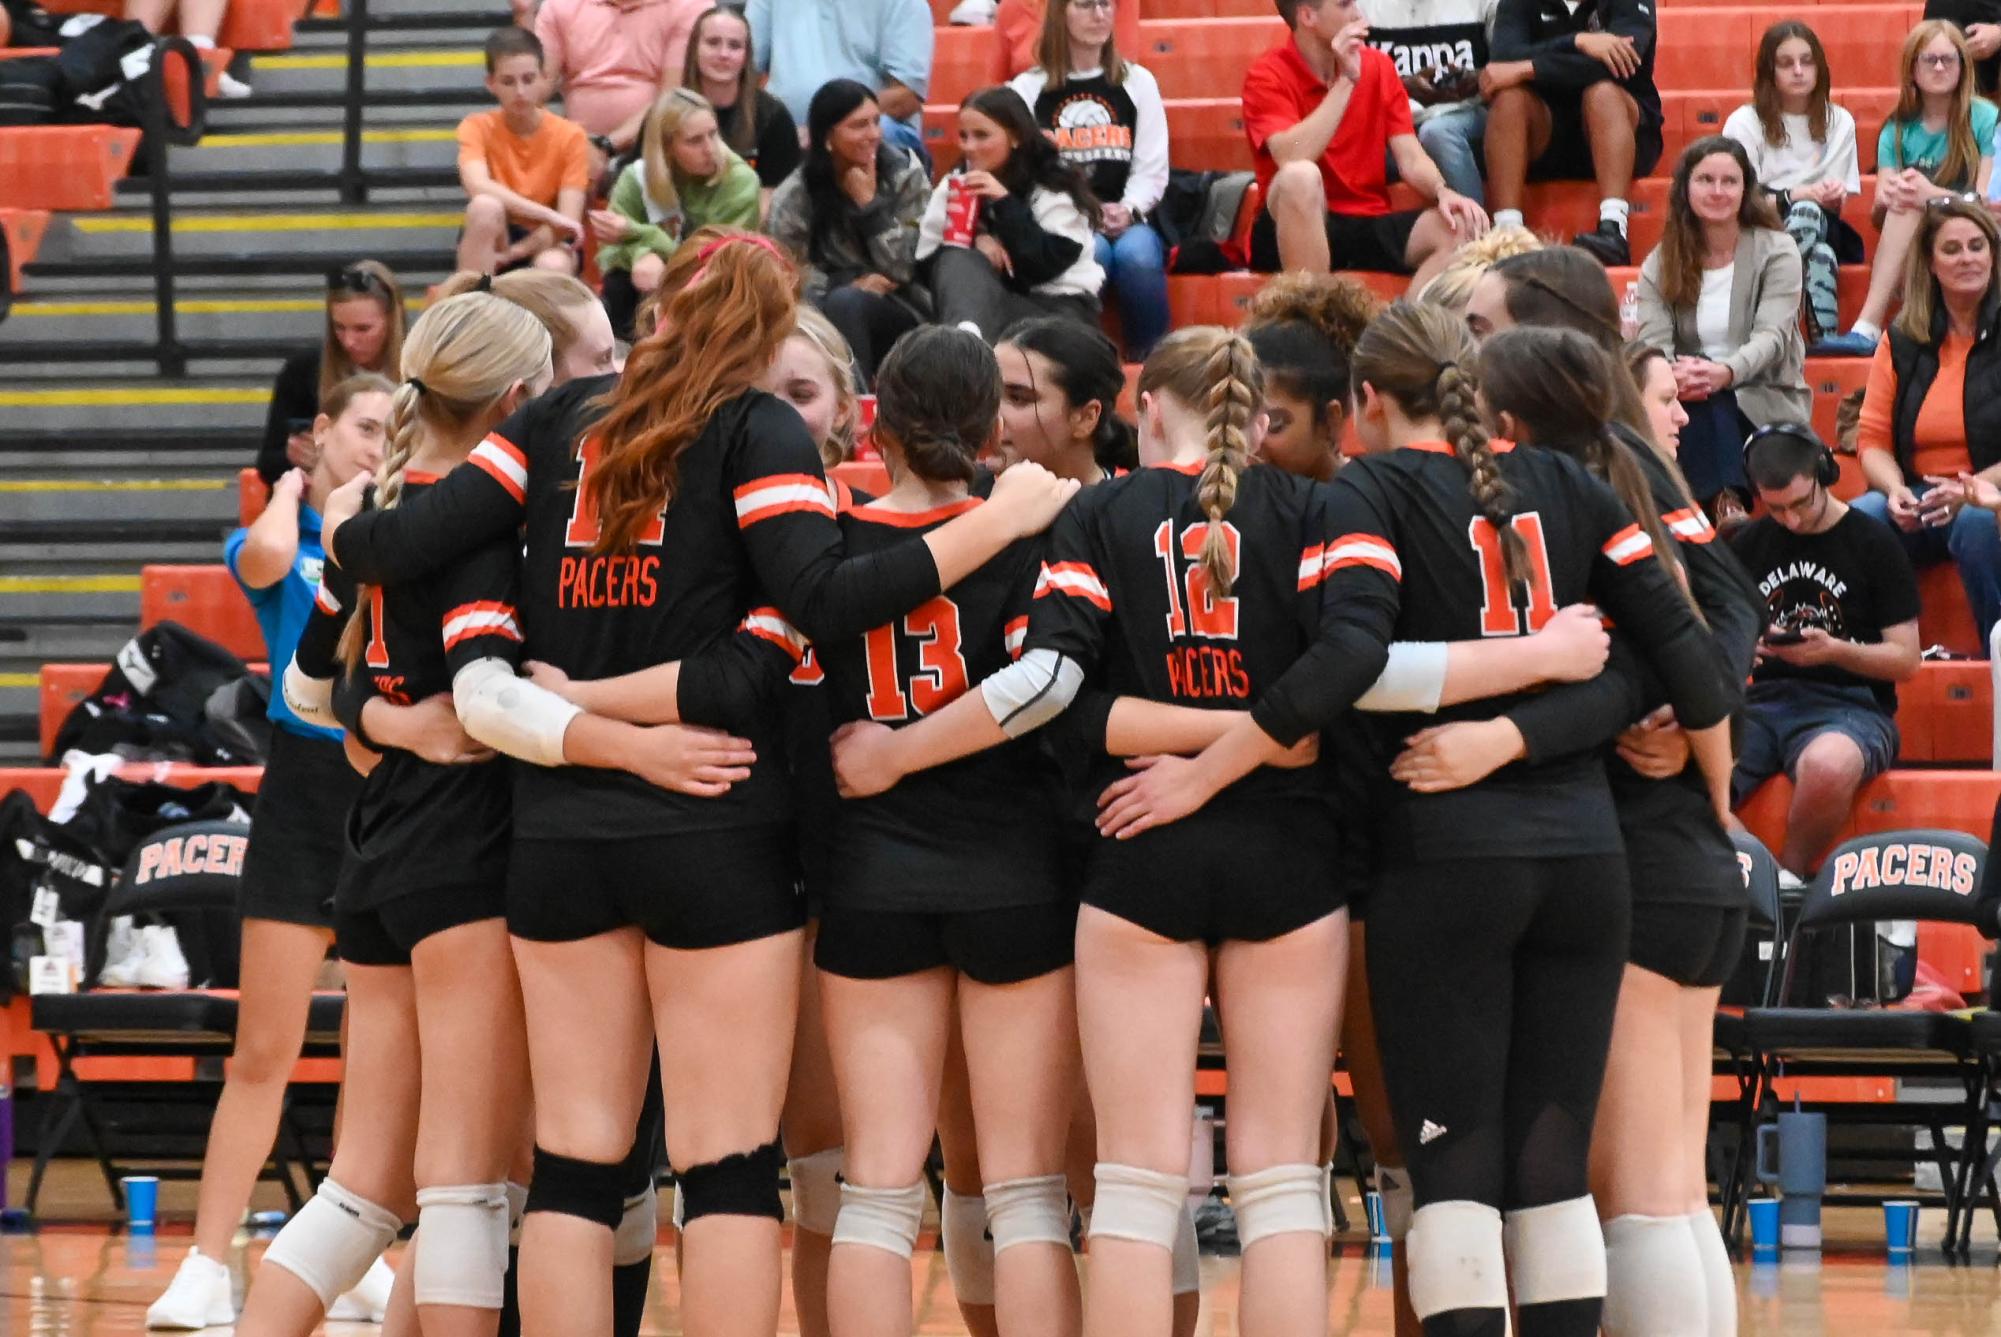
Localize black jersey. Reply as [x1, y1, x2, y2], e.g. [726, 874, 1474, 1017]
[1027, 461, 1333, 807]
[1252, 440, 1740, 866]
[818, 497, 1060, 913]
[328, 378, 951, 842]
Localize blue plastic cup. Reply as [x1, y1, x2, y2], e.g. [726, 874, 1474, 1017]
[1748, 1197, 1780, 1252]
[1364, 1190, 1390, 1244]
[122, 1176, 159, 1233]
[1883, 1199, 1918, 1256]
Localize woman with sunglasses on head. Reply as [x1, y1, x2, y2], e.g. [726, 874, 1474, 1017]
[259, 262, 406, 485]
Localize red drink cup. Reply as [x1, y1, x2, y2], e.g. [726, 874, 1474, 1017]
[942, 176, 981, 247]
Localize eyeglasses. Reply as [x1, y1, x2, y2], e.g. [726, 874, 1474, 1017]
[1918, 51, 1962, 69]
[1068, 0, 1115, 11]
[327, 265, 386, 296]
[1926, 192, 1985, 209]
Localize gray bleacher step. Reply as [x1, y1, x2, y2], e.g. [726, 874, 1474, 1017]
[0, 300, 327, 349]
[248, 44, 491, 97]
[205, 99, 480, 127]
[0, 619, 137, 663]
[0, 537, 222, 567]
[0, 382, 272, 433]
[167, 127, 459, 176]
[0, 478, 238, 527]
[0, 448, 251, 474]
[24, 208, 461, 266]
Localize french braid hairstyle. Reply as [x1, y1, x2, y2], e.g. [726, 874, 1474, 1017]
[1137, 326, 1265, 597]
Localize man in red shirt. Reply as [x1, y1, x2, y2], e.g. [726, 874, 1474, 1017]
[1243, 0, 1487, 282]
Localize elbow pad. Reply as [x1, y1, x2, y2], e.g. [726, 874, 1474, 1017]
[1354, 642, 1448, 714]
[282, 659, 340, 730]
[979, 648, 1085, 738]
[452, 658, 582, 768]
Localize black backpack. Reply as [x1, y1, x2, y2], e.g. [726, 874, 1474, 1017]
[52, 621, 267, 766]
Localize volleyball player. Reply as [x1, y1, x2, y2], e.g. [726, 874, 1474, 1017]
[434, 269, 619, 382]
[1240, 272, 1381, 481]
[147, 375, 397, 1332]
[319, 235, 1078, 1337]
[995, 319, 1139, 484]
[832, 326, 1352, 1337]
[1090, 303, 1742, 1337]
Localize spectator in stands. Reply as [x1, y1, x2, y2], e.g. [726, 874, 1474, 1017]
[1731, 425, 1922, 879]
[257, 262, 405, 486]
[127, 0, 250, 97]
[748, 0, 934, 160]
[1482, 0, 1662, 267]
[1816, 21, 1996, 355]
[1361, 0, 1500, 205]
[592, 88, 760, 336]
[455, 27, 591, 275]
[532, 0, 706, 154]
[1626, 341, 1691, 459]
[1724, 22, 1862, 343]
[1243, 0, 1487, 284]
[1636, 136, 1811, 514]
[916, 87, 1104, 339]
[1415, 223, 1541, 311]
[1009, 0, 1170, 356]
[1852, 197, 2001, 650]
[995, 0, 1141, 78]
[767, 79, 933, 385]
[1925, 0, 2001, 97]
[681, 6, 801, 207]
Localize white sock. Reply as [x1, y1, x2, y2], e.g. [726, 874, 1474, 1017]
[1850, 319, 1882, 342]
[1683, 1210, 1738, 1337]
[1602, 1214, 1707, 1336]
[1493, 208, 1525, 231]
[1600, 199, 1630, 234]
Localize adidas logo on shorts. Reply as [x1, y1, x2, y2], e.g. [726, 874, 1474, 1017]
[1419, 1119, 1448, 1145]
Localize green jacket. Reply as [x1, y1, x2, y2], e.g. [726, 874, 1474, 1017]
[597, 150, 761, 272]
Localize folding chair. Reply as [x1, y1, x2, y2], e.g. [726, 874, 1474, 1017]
[1713, 828, 1783, 1244]
[1738, 829, 1994, 1251]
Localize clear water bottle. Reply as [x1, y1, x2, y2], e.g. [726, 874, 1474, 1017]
[1619, 280, 1640, 341]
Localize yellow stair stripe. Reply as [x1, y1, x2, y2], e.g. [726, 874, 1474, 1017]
[15, 296, 432, 318]
[0, 480, 228, 493]
[257, 50, 484, 70]
[0, 672, 39, 690]
[0, 388, 268, 407]
[0, 575, 142, 594]
[198, 128, 455, 148]
[74, 211, 461, 235]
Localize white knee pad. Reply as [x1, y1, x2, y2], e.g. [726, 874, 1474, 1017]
[832, 1181, 928, 1259]
[788, 1149, 844, 1238]
[1170, 1199, 1200, 1296]
[1405, 1200, 1506, 1321]
[1683, 1210, 1737, 1337]
[1503, 1196, 1607, 1307]
[1374, 1164, 1414, 1241]
[1601, 1214, 1707, 1337]
[1088, 1164, 1188, 1251]
[505, 1181, 529, 1248]
[614, 1182, 658, 1268]
[1227, 1163, 1329, 1248]
[414, 1182, 510, 1309]
[262, 1178, 404, 1308]
[941, 1185, 995, 1306]
[985, 1174, 1071, 1255]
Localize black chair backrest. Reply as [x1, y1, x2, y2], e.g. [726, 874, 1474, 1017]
[1733, 829, 1783, 929]
[1731, 829, 1785, 1006]
[87, 818, 249, 988]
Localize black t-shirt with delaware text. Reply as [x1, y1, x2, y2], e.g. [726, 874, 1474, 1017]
[1728, 508, 1922, 710]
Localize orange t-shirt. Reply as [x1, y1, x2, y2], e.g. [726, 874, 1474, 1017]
[1855, 331, 1976, 479]
[456, 109, 591, 208]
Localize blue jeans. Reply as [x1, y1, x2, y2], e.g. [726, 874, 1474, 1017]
[1094, 223, 1169, 358]
[1850, 488, 2001, 647]
[882, 116, 931, 173]
[1416, 101, 1488, 205]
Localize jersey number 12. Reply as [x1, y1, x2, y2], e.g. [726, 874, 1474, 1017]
[863, 597, 969, 721]
[1469, 512, 1557, 636]
[1154, 520, 1242, 640]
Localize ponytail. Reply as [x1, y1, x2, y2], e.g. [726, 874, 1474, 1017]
[334, 377, 423, 671]
[1138, 327, 1268, 600]
[1440, 360, 1529, 591]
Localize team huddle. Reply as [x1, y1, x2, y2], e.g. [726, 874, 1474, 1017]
[212, 229, 1766, 1337]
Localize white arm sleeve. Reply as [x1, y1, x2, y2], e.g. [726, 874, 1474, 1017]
[281, 658, 341, 731]
[452, 657, 583, 768]
[978, 647, 1085, 738]
[1353, 642, 1449, 714]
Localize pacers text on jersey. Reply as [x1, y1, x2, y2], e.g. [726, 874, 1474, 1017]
[559, 553, 661, 609]
[1164, 645, 1251, 700]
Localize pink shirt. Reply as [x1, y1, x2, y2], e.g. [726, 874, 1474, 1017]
[534, 0, 707, 138]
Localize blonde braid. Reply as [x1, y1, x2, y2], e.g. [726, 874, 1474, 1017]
[1196, 332, 1259, 598]
[335, 379, 423, 671]
[1439, 362, 1530, 591]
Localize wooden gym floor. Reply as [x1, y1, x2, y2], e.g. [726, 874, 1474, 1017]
[6, 1160, 2001, 1334]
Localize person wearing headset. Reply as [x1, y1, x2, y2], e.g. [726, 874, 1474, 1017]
[1727, 424, 1924, 882]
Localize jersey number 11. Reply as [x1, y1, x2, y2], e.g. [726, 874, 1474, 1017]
[1469, 512, 1557, 636]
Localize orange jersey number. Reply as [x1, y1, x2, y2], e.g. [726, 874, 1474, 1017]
[862, 597, 970, 722]
[1469, 511, 1557, 636]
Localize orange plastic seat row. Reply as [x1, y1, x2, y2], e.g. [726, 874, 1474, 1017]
[0, 206, 49, 292]
[35, 0, 299, 51]
[1896, 661, 1993, 764]
[0, 764, 266, 814]
[238, 467, 271, 526]
[140, 564, 266, 662]
[0, 124, 140, 211]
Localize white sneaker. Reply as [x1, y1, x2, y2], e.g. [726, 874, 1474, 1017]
[146, 1247, 234, 1329]
[99, 917, 145, 987]
[135, 925, 191, 990]
[215, 70, 253, 99]
[1778, 869, 1806, 892]
[947, 0, 995, 21]
[326, 1255, 394, 1322]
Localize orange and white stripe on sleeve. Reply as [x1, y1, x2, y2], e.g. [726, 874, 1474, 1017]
[733, 474, 838, 529]
[1321, 534, 1402, 581]
[1601, 524, 1654, 567]
[1033, 561, 1112, 612]
[468, 433, 528, 503]
[741, 606, 810, 664]
[441, 600, 524, 652]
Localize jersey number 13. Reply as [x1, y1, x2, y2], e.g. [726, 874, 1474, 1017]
[863, 597, 969, 721]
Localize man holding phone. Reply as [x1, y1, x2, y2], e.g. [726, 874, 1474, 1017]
[1729, 426, 1922, 880]
[1362, 0, 1499, 205]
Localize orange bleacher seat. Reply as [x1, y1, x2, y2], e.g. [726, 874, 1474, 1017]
[1738, 769, 2001, 854]
[1895, 661, 1993, 764]
[1139, 16, 1285, 99]
[0, 124, 141, 211]
[38, 0, 298, 49]
[832, 460, 891, 497]
[1917, 562, 1982, 657]
[932, 23, 998, 105]
[1805, 356, 1871, 445]
[238, 467, 272, 526]
[1804, 6, 1919, 92]
[0, 206, 48, 293]
[1655, 10, 1753, 94]
[140, 564, 266, 662]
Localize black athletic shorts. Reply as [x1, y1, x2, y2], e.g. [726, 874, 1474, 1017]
[814, 900, 1076, 985]
[1628, 901, 1748, 989]
[239, 725, 359, 931]
[507, 827, 804, 949]
[1249, 207, 1422, 274]
[335, 880, 506, 967]
[1531, 90, 1663, 182]
[1083, 795, 1344, 945]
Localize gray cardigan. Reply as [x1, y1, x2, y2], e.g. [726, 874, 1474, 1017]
[1637, 226, 1811, 427]
[765, 147, 933, 316]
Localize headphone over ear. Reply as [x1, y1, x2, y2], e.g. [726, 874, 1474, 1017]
[1742, 421, 1840, 488]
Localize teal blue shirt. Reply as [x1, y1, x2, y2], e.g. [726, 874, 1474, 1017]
[223, 502, 340, 741]
[1877, 98, 1999, 190]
